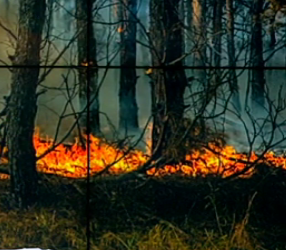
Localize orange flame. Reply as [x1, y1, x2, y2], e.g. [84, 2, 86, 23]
[117, 26, 124, 33]
[33, 131, 148, 178]
[1, 129, 286, 179]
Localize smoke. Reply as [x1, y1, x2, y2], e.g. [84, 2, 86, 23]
[0, 0, 152, 141]
[210, 71, 286, 153]
[1, 0, 286, 153]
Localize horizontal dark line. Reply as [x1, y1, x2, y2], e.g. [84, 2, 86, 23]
[0, 65, 286, 70]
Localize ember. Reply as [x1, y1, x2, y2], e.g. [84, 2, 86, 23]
[1, 129, 286, 179]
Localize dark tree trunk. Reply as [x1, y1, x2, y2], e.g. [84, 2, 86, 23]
[250, 0, 265, 110]
[150, 0, 188, 162]
[226, 0, 241, 113]
[269, 16, 276, 48]
[179, 0, 185, 65]
[7, 0, 46, 209]
[76, 0, 100, 135]
[186, 0, 193, 33]
[212, 0, 222, 84]
[211, 0, 223, 114]
[118, 0, 139, 131]
[185, 0, 193, 66]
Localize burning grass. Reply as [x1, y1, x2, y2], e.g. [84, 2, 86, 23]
[1, 128, 286, 179]
[1, 129, 286, 249]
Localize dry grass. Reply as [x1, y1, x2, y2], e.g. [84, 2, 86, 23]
[0, 208, 86, 249]
[0, 207, 263, 250]
[0, 168, 285, 249]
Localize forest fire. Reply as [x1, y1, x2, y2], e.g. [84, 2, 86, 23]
[1, 129, 286, 180]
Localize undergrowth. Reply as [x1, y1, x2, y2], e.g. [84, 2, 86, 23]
[0, 165, 285, 250]
[0, 209, 262, 250]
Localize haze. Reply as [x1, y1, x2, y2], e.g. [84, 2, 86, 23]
[0, 0, 286, 151]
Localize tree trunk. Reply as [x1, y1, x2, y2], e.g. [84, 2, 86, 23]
[212, 0, 222, 84]
[211, 0, 223, 114]
[185, 0, 193, 67]
[179, 0, 185, 65]
[7, 0, 46, 209]
[269, 15, 276, 48]
[192, 0, 206, 87]
[46, 0, 55, 37]
[191, 0, 208, 133]
[118, 0, 139, 131]
[250, 0, 265, 111]
[191, 0, 207, 137]
[226, 0, 241, 113]
[76, 0, 100, 135]
[150, 0, 188, 163]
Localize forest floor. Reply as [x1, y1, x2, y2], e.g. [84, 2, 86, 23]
[0, 164, 286, 250]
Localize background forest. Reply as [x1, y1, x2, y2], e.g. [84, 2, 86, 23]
[1, 0, 286, 249]
[0, 0, 286, 145]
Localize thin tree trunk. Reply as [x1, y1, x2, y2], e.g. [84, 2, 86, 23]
[76, 0, 100, 135]
[211, 0, 223, 114]
[185, 0, 193, 66]
[213, 0, 222, 84]
[250, 0, 265, 111]
[192, 0, 206, 86]
[150, 0, 188, 163]
[226, 0, 241, 113]
[191, 0, 207, 136]
[191, 0, 208, 136]
[118, 0, 139, 131]
[7, 0, 46, 208]
[46, 0, 55, 36]
[269, 15, 276, 48]
[179, 0, 185, 65]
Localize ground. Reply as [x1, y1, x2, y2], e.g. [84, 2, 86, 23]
[0, 164, 286, 250]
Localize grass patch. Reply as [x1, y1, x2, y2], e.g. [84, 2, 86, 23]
[0, 208, 86, 249]
[0, 165, 286, 249]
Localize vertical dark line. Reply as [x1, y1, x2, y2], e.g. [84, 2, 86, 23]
[86, 0, 92, 249]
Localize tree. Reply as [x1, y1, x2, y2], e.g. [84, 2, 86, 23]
[268, 13, 276, 48]
[118, 0, 139, 132]
[212, 0, 222, 84]
[212, 0, 223, 114]
[149, 0, 188, 162]
[6, 0, 46, 208]
[185, 0, 193, 67]
[192, 0, 206, 87]
[76, 0, 100, 135]
[250, 0, 266, 111]
[226, 0, 241, 112]
[191, 0, 207, 137]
